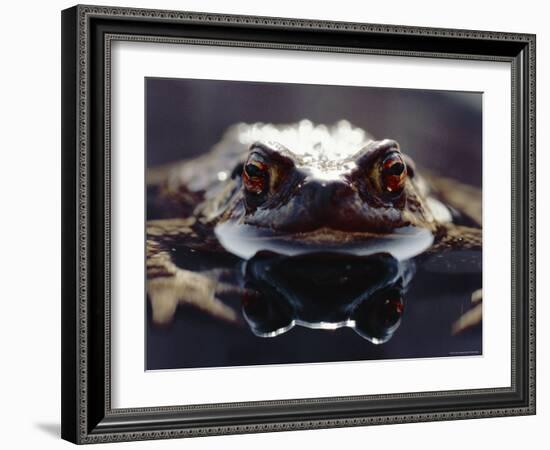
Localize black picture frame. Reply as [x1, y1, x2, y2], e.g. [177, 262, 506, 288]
[61, 4, 536, 444]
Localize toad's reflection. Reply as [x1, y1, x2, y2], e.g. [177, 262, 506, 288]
[241, 251, 414, 344]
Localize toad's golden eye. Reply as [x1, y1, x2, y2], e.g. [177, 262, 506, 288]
[243, 156, 269, 195]
[380, 152, 407, 194]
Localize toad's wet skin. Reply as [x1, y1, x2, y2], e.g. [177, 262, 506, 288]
[146, 121, 482, 366]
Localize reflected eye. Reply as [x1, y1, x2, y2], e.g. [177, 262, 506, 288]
[243, 155, 269, 195]
[351, 287, 405, 343]
[381, 152, 407, 194]
[379, 292, 405, 327]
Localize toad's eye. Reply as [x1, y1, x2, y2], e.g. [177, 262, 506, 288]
[380, 152, 407, 194]
[243, 156, 269, 195]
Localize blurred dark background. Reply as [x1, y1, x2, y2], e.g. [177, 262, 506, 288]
[146, 77, 482, 187]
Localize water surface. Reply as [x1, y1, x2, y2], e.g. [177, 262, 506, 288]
[146, 245, 482, 370]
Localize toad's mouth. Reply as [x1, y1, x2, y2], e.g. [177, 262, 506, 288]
[214, 222, 433, 261]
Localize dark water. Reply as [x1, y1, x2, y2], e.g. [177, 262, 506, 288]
[146, 246, 482, 370]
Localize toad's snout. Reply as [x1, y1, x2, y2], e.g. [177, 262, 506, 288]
[298, 179, 355, 217]
[243, 176, 408, 234]
[271, 179, 374, 233]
